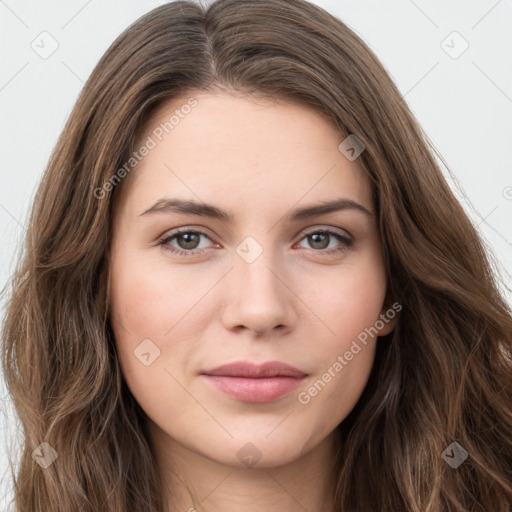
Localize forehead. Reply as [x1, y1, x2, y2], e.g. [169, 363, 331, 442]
[116, 91, 373, 220]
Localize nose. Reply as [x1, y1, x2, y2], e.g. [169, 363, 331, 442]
[221, 251, 297, 337]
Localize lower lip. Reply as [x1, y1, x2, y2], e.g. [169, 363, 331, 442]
[202, 375, 305, 403]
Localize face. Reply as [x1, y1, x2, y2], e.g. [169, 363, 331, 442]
[108, 91, 396, 468]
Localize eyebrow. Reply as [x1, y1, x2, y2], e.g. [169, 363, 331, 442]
[139, 197, 374, 222]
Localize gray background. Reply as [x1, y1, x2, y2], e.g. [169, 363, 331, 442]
[1, 0, 511, 508]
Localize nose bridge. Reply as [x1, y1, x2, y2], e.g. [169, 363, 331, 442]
[234, 234, 284, 299]
[221, 234, 295, 334]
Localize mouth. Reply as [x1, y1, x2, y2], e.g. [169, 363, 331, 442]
[200, 361, 308, 403]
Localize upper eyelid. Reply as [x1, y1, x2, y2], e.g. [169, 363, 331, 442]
[298, 225, 352, 239]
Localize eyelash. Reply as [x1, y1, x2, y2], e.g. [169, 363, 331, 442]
[157, 227, 353, 257]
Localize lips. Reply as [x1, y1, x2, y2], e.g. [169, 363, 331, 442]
[201, 361, 307, 379]
[200, 361, 308, 403]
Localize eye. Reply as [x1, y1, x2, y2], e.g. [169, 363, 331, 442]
[158, 228, 213, 257]
[296, 228, 353, 255]
[158, 227, 353, 257]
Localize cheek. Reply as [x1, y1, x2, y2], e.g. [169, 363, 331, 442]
[313, 249, 387, 344]
[109, 251, 211, 342]
[108, 254, 204, 423]
[295, 250, 386, 416]
[108, 252, 221, 397]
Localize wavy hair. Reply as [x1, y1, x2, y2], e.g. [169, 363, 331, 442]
[2, 0, 511, 510]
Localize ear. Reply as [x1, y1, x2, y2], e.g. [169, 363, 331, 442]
[375, 301, 401, 336]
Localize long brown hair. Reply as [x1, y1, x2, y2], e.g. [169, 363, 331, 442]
[2, 0, 511, 510]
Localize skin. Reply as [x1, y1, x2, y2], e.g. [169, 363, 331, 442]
[108, 90, 397, 512]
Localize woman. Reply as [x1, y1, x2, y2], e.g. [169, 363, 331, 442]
[2, 0, 511, 510]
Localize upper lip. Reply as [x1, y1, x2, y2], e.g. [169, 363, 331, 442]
[201, 361, 307, 378]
